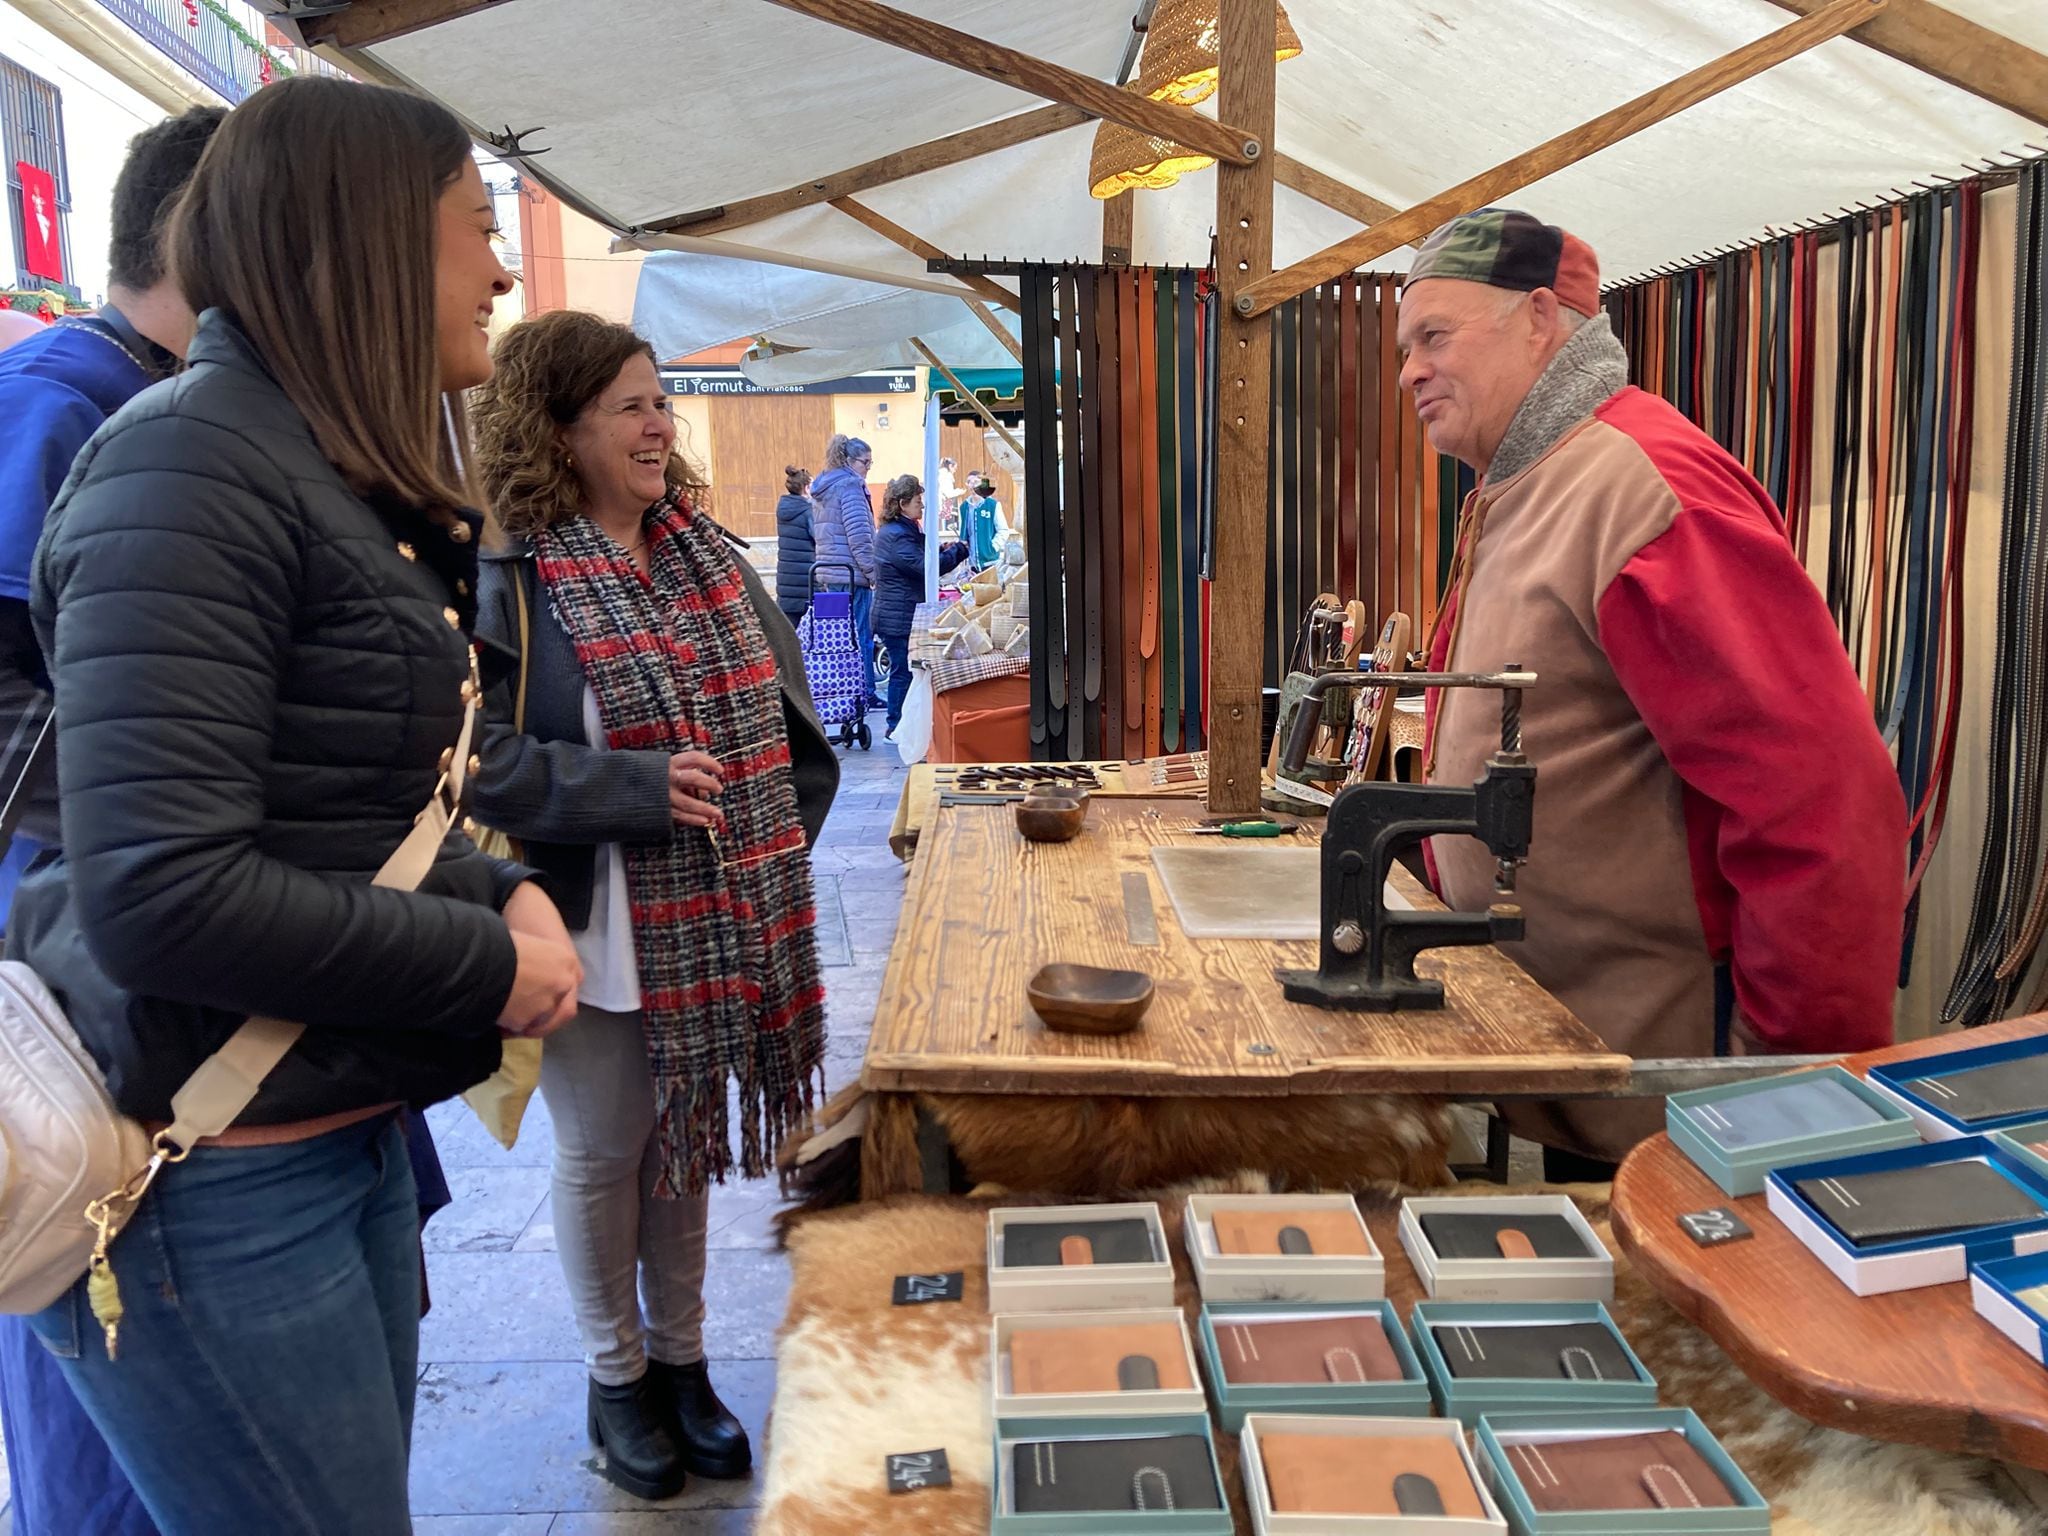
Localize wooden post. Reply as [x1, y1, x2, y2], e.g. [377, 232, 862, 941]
[1235, 0, 1885, 316]
[1103, 192, 1135, 266]
[1208, 0, 1278, 815]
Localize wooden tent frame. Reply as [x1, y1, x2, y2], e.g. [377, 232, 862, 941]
[274, 0, 2048, 811]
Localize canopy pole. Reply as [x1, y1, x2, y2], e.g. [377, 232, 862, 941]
[1207, 0, 1278, 815]
[910, 337, 1026, 462]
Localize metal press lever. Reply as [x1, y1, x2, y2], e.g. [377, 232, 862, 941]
[1276, 666, 1538, 1012]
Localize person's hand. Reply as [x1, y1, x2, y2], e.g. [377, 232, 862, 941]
[670, 750, 725, 830]
[498, 881, 581, 1037]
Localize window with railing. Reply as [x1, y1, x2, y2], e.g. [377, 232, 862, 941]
[1, 56, 74, 296]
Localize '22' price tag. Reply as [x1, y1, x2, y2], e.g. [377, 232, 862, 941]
[1677, 1206, 1753, 1247]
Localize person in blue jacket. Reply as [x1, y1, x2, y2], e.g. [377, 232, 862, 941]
[0, 106, 224, 1536]
[807, 433, 879, 711]
[872, 474, 929, 739]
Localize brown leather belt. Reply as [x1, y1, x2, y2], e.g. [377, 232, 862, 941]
[1059, 269, 1089, 753]
[1377, 275, 1400, 626]
[1319, 282, 1342, 600]
[1338, 276, 1361, 602]
[1116, 269, 1141, 752]
[1137, 268, 1164, 758]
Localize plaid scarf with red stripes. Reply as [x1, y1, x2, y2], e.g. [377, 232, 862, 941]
[534, 497, 824, 1195]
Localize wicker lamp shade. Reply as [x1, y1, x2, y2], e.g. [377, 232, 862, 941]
[1088, 0, 1302, 199]
[1142, 0, 1302, 108]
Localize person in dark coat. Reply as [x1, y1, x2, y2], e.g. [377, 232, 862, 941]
[807, 433, 879, 709]
[469, 309, 837, 1501]
[872, 473, 929, 737]
[0, 104, 224, 1536]
[773, 464, 815, 626]
[9, 79, 580, 1534]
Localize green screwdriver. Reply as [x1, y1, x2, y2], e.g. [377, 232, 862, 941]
[1190, 819, 1291, 838]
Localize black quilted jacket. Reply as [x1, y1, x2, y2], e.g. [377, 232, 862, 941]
[7, 312, 527, 1125]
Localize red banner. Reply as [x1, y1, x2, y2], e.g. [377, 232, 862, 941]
[16, 162, 63, 285]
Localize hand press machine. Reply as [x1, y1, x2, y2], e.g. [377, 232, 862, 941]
[1272, 667, 1538, 1011]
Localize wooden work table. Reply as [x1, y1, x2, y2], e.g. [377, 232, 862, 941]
[1611, 1014, 2048, 1472]
[862, 795, 1628, 1099]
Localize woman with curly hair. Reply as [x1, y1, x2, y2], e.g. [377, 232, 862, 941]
[467, 310, 837, 1500]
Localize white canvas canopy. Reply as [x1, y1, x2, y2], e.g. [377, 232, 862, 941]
[318, 0, 2042, 347]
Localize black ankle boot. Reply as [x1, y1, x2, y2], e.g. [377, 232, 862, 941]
[651, 1358, 752, 1478]
[586, 1373, 689, 1500]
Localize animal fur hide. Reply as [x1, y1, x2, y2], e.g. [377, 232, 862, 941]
[754, 1179, 2047, 1536]
[779, 1084, 1456, 1207]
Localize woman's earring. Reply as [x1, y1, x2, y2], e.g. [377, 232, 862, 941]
[564, 452, 576, 469]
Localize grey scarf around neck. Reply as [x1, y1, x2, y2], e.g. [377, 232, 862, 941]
[1485, 312, 1630, 486]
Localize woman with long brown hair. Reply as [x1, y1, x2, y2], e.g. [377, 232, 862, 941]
[11, 77, 581, 1534]
[469, 310, 835, 1500]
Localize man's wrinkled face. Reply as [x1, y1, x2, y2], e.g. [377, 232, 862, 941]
[1396, 279, 1559, 473]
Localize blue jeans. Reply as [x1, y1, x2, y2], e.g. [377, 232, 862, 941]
[881, 632, 912, 732]
[851, 585, 877, 707]
[27, 1115, 421, 1536]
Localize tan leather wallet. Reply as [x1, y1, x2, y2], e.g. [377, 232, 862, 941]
[1216, 1313, 1403, 1385]
[1008, 1321, 1194, 1395]
[1213, 1208, 1372, 1256]
[1261, 1432, 1485, 1517]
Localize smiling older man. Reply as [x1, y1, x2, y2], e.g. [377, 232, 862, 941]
[1399, 208, 1905, 1177]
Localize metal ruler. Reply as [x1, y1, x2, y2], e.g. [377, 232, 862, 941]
[1121, 871, 1161, 947]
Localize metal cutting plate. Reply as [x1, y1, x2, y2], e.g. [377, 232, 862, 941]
[1149, 846, 1408, 940]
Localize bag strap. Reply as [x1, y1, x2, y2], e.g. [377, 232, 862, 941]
[513, 565, 531, 735]
[158, 647, 483, 1153]
[0, 698, 55, 859]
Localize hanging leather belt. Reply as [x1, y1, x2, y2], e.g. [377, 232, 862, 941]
[1338, 276, 1362, 603]
[1314, 284, 1336, 600]
[1181, 274, 1206, 750]
[1021, 266, 1057, 758]
[1360, 276, 1382, 612]
[1059, 269, 1089, 754]
[1276, 297, 1301, 691]
[1138, 268, 1164, 758]
[1158, 269, 1183, 755]
[1093, 269, 1120, 756]
[1377, 276, 1400, 626]
[1118, 269, 1145, 753]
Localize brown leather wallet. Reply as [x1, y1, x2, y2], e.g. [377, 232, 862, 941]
[1261, 1432, 1484, 1517]
[1212, 1208, 1371, 1257]
[1504, 1431, 1735, 1513]
[1215, 1313, 1403, 1385]
[1009, 1321, 1194, 1395]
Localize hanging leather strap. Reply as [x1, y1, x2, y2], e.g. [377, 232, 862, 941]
[1139, 269, 1164, 757]
[1060, 269, 1089, 754]
[1318, 283, 1341, 600]
[1360, 276, 1382, 612]
[1020, 266, 1053, 756]
[1276, 297, 1301, 688]
[1180, 273, 1206, 750]
[1118, 270, 1145, 750]
[1377, 276, 1400, 625]
[1085, 269, 1112, 756]
[1338, 276, 1361, 603]
[1157, 270, 1182, 754]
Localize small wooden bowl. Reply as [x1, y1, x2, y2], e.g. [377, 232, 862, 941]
[1027, 963, 1154, 1035]
[1016, 794, 1087, 843]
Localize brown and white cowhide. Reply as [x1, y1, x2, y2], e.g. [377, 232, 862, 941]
[780, 1084, 1455, 1207]
[755, 1178, 2047, 1536]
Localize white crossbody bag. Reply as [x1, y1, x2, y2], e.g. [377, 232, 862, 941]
[0, 654, 480, 1357]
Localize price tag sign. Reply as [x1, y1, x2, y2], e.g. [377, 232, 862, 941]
[887, 1448, 952, 1493]
[892, 1271, 965, 1305]
[1677, 1206, 1753, 1247]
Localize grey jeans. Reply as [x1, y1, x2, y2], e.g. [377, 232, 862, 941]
[539, 1003, 709, 1386]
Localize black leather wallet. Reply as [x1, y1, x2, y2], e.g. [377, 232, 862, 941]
[1001, 1217, 1156, 1267]
[1418, 1211, 1593, 1260]
[1688, 1076, 1886, 1150]
[1430, 1321, 1638, 1382]
[1903, 1056, 2048, 1125]
[1010, 1434, 1223, 1513]
[1793, 1160, 2045, 1246]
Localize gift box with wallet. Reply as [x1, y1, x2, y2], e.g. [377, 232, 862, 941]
[1397, 1198, 1614, 1302]
[1182, 1193, 1387, 1304]
[992, 1309, 1209, 1419]
[1196, 1300, 1432, 1432]
[1993, 1118, 2048, 1182]
[1238, 1412, 1509, 1534]
[988, 1203, 1176, 1312]
[1407, 1303, 1657, 1427]
[1665, 1064, 1921, 1197]
[1865, 1028, 2048, 1139]
[1969, 1250, 2048, 1369]
[992, 1413, 1233, 1533]
[1473, 1410, 1770, 1534]
[1765, 1136, 2048, 1296]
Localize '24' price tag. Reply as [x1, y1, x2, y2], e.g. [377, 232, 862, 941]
[887, 1449, 951, 1493]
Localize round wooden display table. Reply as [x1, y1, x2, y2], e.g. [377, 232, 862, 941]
[1611, 1013, 2048, 1471]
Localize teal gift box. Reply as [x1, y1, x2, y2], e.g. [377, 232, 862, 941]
[1197, 1299, 1432, 1433]
[1993, 1119, 2048, 1181]
[1665, 1064, 1920, 1197]
[991, 1412, 1233, 1535]
[1473, 1410, 1770, 1534]
[1409, 1303, 1656, 1427]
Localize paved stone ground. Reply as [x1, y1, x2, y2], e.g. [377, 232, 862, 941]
[0, 717, 909, 1536]
[410, 722, 908, 1536]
